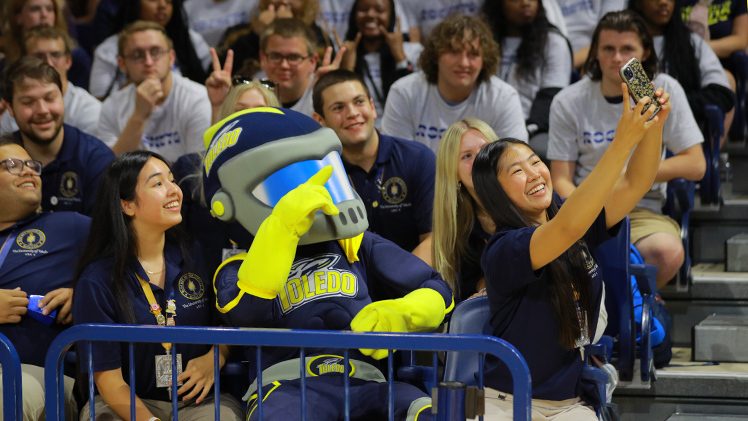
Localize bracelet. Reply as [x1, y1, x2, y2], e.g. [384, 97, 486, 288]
[148, 417, 161, 421]
[478, 288, 487, 294]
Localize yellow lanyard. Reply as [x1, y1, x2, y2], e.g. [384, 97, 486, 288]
[137, 274, 172, 353]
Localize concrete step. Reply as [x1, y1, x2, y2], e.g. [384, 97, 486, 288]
[614, 348, 748, 400]
[691, 199, 748, 264]
[693, 315, 748, 362]
[662, 264, 748, 300]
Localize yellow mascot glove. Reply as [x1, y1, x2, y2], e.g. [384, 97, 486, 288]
[350, 288, 447, 359]
[237, 166, 339, 299]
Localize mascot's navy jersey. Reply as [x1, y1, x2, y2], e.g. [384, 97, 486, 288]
[214, 231, 452, 377]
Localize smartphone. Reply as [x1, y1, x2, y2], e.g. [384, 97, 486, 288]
[619, 57, 661, 120]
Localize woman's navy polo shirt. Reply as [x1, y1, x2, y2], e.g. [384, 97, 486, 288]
[73, 242, 218, 401]
[0, 211, 90, 367]
[481, 197, 618, 400]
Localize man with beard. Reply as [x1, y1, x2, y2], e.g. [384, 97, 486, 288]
[1, 57, 114, 215]
[97, 21, 212, 163]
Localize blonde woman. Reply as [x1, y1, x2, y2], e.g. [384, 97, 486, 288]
[414, 118, 499, 302]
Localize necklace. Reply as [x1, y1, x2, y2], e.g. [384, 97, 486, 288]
[145, 268, 164, 275]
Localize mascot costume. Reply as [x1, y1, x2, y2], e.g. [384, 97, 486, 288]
[202, 107, 454, 420]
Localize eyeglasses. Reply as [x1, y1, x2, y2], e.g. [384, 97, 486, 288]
[264, 52, 310, 66]
[30, 51, 67, 62]
[1, 158, 42, 175]
[232, 76, 276, 91]
[123, 48, 170, 63]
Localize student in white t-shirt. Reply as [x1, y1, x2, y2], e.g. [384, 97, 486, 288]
[184, 0, 257, 48]
[555, 0, 627, 68]
[89, 0, 211, 99]
[400, 0, 485, 44]
[629, 0, 734, 147]
[547, 10, 706, 288]
[1, 26, 101, 136]
[382, 14, 528, 154]
[316, 0, 410, 48]
[484, 0, 573, 161]
[337, 0, 423, 128]
[96, 21, 212, 163]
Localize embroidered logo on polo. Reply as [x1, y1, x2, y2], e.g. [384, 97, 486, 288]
[16, 229, 46, 249]
[60, 171, 79, 198]
[381, 177, 407, 205]
[279, 254, 358, 314]
[178, 273, 204, 300]
[578, 240, 599, 278]
[306, 355, 356, 377]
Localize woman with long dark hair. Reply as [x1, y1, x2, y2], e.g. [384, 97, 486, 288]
[89, 0, 211, 99]
[72, 151, 242, 421]
[337, 0, 422, 127]
[483, 0, 572, 160]
[628, 0, 734, 134]
[470, 82, 669, 419]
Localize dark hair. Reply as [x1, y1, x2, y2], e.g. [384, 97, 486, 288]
[312, 69, 371, 116]
[472, 139, 594, 349]
[483, 0, 551, 83]
[74, 151, 190, 324]
[583, 10, 659, 81]
[111, 0, 208, 85]
[419, 14, 500, 86]
[1, 56, 63, 104]
[344, 0, 399, 101]
[0, 133, 23, 148]
[628, 0, 700, 92]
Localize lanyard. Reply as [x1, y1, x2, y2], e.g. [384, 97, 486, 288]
[0, 230, 19, 273]
[136, 274, 175, 353]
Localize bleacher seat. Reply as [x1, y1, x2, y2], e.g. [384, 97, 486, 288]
[726, 52, 747, 143]
[597, 216, 658, 383]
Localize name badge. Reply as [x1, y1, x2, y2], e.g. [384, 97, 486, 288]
[155, 353, 183, 388]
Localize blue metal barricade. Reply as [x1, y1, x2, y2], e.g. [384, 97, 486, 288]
[0, 332, 23, 420]
[45, 325, 532, 421]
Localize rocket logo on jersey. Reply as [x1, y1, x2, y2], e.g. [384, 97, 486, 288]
[278, 254, 358, 314]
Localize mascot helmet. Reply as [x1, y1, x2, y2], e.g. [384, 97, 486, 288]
[202, 107, 368, 247]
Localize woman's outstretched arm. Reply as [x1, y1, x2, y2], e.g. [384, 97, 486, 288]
[603, 86, 671, 227]
[529, 83, 657, 270]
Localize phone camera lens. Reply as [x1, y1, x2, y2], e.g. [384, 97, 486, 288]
[625, 69, 634, 79]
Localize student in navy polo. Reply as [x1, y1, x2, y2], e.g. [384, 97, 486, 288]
[2, 56, 114, 215]
[72, 151, 243, 421]
[0, 135, 90, 420]
[313, 69, 435, 252]
[469, 83, 670, 419]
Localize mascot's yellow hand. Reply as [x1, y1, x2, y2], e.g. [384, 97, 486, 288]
[272, 165, 339, 238]
[237, 166, 339, 300]
[350, 288, 447, 360]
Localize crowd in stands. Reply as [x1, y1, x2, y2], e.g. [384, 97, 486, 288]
[0, 0, 743, 419]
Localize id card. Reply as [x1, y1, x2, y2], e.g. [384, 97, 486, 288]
[575, 305, 591, 349]
[155, 353, 183, 388]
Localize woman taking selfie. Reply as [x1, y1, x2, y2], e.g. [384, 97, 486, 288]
[470, 83, 670, 419]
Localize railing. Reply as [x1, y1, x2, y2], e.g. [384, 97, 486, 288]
[45, 325, 532, 421]
[0, 332, 22, 420]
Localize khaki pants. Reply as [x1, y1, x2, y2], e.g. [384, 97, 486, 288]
[0, 363, 77, 421]
[80, 393, 243, 421]
[470, 388, 597, 421]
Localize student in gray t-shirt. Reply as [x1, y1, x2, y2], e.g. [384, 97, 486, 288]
[548, 11, 706, 288]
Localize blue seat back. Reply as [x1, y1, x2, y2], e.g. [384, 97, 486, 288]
[596, 217, 636, 381]
[443, 296, 492, 386]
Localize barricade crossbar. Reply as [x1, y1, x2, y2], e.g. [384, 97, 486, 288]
[44, 325, 532, 421]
